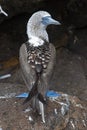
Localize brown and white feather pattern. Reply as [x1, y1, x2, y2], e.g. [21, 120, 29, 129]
[25, 42, 51, 70]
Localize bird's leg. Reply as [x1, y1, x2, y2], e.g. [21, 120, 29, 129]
[39, 101, 45, 123]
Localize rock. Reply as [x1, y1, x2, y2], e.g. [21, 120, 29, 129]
[50, 48, 87, 101]
[0, 91, 87, 130]
[0, 0, 44, 24]
[62, 0, 87, 28]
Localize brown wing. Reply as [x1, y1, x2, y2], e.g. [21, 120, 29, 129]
[19, 43, 36, 91]
[45, 43, 56, 78]
[38, 43, 56, 97]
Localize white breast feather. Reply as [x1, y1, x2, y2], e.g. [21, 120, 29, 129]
[28, 36, 44, 47]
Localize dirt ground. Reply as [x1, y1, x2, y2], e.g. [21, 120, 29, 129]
[0, 13, 87, 129]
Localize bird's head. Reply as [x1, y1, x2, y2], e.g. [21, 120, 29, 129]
[27, 11, 61, 46]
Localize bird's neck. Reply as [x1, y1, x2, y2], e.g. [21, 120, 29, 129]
[28, 36, 46, 47]
[28, 32, 49, 47]
[27, 23, 49, 47]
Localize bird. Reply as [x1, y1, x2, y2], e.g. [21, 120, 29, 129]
[19, 11, 61, 123]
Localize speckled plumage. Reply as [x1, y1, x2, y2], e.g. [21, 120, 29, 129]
[25, 41, 51, 69]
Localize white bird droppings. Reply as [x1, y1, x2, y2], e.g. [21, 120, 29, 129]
[54, 108, 57, 115]
[0, 5, 8, 16]
[28, 116, 33, 122]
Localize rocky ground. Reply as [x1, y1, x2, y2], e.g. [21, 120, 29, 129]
[0, 91, 87, 130]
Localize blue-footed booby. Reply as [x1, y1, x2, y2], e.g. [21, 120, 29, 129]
[19, 11, 61, 122]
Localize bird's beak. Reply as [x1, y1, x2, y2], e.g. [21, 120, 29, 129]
[42, 16, 61, 26]
[48, 17, 61, 25]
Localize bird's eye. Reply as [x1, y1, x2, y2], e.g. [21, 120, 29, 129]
[41, 16, 51, 25]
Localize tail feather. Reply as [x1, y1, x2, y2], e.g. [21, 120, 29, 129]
[23, 84, 38, 104]
[23, 64, 45, 104]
